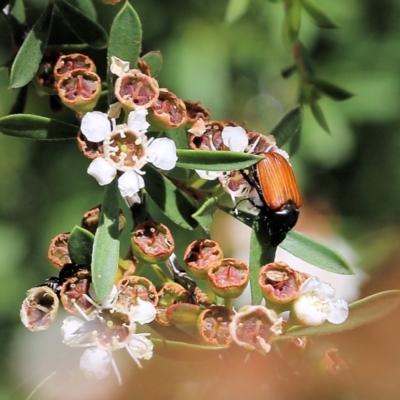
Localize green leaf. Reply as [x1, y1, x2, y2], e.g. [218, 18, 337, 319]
[9, 1, 54, 88]
[311, 78, 354, 101]
[9, 0, 26, 26]
[144, 165, 197, 230]
[55, 0, 108, 49]
[68, 226, 94, 265]
[151, 338, 229, 361]
[70, 0, 97, 21]
[192, 197, 218, 233]
[176, 150, 262, 171]
[289, 122, 301, 155]
[281, 230, 354, 275]
[108, 1, 142, 104]
[282, 0, 301, 49]
[301, 0, 338, 29]
[271, 106, 302, 147]
[249, 219, 276, 305]
[91, 179, 120, 303]
[310, 101, 331, 134]
[285, 290, 400, 337]
[0, 114, 78, 140]
[224, 0, 251, 24]
[141, 51, 163, 77]
[165, 126, 189, 149]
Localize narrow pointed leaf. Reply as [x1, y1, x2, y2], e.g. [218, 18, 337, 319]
[310, 101, 331, 134]
[192, 197, 218, 233]
[301, 0, 338, 29]
[71, 0, 97, 20]
[311, 78, 354, 101]
[10, 1, 54, 88]
[68, 226, 94, 265]
[271, 106, 302, 147]
[281, 230, 354, 274]
[285, 290, 400, 337]
[224, 0, 251, 24]
[144, 165, 197, 230]
[0, 114, 78, 139]
[141, 51, 163, 77]
[55, 0, 108, 49]
[176, 150, 262, 171]
[249, 219, 276, 305]
[91, 179, 120, 303]
[108, 1, 142, 104]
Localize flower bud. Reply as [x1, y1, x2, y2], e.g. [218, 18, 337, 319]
[47, 233, 71, 268]
[197, 306, 233, 346]
[54, 53, 96, 82]
[229, 305, 283, 354]
[183, 239, 223, 280]
[207, 258, 249, 299]
[114, 69, 159, 111]
[258, 261, 310, 305]
[20, 286, 59, 331]
[57, 69, 101, 112]
[165, 303, 202, 325]
[149, 88, 187, 130]
[156, 282, 190, 325]
[60, 269, 94, 315]
[116, 276, 158, 310]
[131, 220, 175, 263]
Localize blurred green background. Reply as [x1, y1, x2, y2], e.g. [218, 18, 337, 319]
[2, 0, 400, 399]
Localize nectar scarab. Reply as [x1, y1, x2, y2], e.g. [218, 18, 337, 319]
[242, 152, 302, 247]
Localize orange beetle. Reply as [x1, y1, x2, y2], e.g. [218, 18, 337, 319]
[243, 152, 302, 247]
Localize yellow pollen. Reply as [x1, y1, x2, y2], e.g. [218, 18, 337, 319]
[107, 320, 114, 328]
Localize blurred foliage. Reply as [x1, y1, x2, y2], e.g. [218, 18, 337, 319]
[1, 0, 400, 399]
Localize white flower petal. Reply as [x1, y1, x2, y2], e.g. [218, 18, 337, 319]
[221, 126, 248, 152]
[61, 316, 85, 344]
[110, 56, 130, 76]
[196, 169, 221, 180]
[129, 298, 157, 325]
[275, 148, 290, 161]
[118, 170, 145, 198]
[293, 295, 327, 326]
[100, 285, 118, 309]
[326, 299, 349, 324]
[127, 335, 154, 361]
[147, 138, 177, 170]
[301, 276, 336, 298]
[127, 108, 150, 134]
[81, 111, 111, 143]
[87, 158, 116, 186]
[80, 348, 111, 380]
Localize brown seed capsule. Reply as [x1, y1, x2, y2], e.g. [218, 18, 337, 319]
[81, 205, 126, 234]
[183, 239, 223, 280]
[197, 306, 233, 346]
[114, 69, 159, 110]
[149, 88, 187, 130]
[131, 220, 175, 263]
[207, 258, 249, 299]
[54, 53, 96, 82]
[258, 261, 310, 305]
[57, 69, 101, 112]
[116, 276, 158, 308]
[47, 233, 71, 268]
[229, 305, 283, 354]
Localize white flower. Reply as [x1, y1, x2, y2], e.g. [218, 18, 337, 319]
[81, 107, 178, 198]
[61, 288, 156, 384]
[110, 56, 131, 77]
[293, 276, 349, 326]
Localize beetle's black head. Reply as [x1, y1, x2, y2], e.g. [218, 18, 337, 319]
[259, 201, 299, 247]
